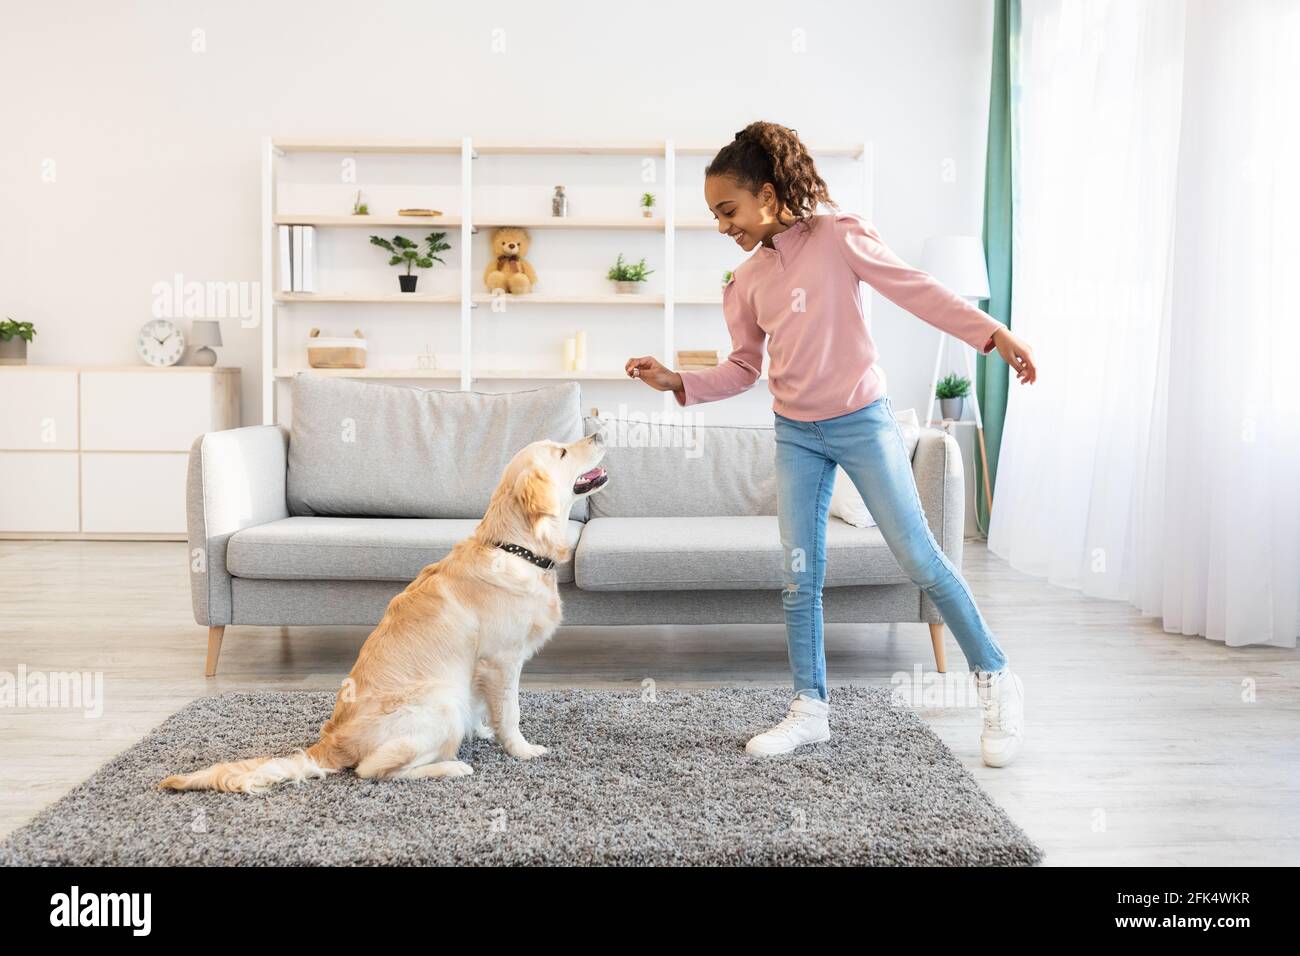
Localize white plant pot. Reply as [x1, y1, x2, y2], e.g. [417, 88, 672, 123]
[0, 338, 28, 365]
[611, 281, 644, 295]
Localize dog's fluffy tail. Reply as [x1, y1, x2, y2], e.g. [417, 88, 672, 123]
[160, 741, 345, 794]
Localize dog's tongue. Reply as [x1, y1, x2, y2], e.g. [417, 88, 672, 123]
[578, 466, 604, 480]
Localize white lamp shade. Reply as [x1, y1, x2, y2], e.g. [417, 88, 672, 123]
[920, 236, 991, 300]
[189, 320, 223, 347]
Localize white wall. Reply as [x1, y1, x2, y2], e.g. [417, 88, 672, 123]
[1, 0, 995, 519]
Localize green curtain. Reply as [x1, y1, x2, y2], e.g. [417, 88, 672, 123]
[975, 0, 1019, 535]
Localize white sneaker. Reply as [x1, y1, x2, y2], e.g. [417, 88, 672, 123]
[745, 693, 831, 756]
[975, 667, 1024, 768]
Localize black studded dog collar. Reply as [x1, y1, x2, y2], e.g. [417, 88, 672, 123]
[493, 541, 557, 570]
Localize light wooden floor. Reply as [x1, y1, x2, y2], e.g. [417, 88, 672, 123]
[1, 537, 1296, 866]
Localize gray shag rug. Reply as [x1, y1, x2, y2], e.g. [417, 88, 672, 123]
[0, 688, 1043, 866]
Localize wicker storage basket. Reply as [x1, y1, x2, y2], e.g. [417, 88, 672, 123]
[307, 328, 367, 369]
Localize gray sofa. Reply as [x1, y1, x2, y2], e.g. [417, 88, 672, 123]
[188, 375, 966, 676]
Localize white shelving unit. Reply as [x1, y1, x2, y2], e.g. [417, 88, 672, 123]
[261, 137, 873, 424]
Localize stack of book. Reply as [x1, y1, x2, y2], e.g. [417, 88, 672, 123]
[676, 350, 720, 371]
[278, 225, 316, 293]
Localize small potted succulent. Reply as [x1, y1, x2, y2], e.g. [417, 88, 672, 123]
[607, 253, 655, 294]
[0, 317, 36, 365]
[721, 269, 735, 291]
[352, 190, 369, 215]
[936, 372, 971, 420]
[370, 232, 451, 292]
[640, 192, 656, 218]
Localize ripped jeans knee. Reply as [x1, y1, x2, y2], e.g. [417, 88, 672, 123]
[781, 575, 822, 609]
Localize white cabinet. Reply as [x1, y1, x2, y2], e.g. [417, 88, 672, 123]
[0, 369, 79, 450]
[81, 453, 191, 533]
[0, 451, 80, 532]
[80, 372, 225, 451]
[0, 366, 240, 538]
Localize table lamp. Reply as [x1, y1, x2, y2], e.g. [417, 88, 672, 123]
[188, 320, 223, 367]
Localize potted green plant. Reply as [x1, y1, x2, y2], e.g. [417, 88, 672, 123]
[370, 232, 451, 292]
[0, 317, 36, 366]
[936, 372, 971, 420]
[352, 190, 369, 216]
[721, 269, 735, 291]
[640, 192, 656, 218]
[607, 253, 655, 294]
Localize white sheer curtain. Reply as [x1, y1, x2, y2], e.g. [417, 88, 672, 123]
[989, 0, 1300, 648]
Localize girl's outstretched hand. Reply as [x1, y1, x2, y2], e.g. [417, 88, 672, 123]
[624, 355, 684, 393]
[993, 327, 1037, 385]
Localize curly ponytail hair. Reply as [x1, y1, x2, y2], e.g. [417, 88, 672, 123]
[705, 121, 837, 220]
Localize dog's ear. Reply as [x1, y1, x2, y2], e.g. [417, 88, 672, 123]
[514, 466, 557, 520]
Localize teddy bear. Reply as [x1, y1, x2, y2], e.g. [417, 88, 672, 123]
[483, 226, 537, 294]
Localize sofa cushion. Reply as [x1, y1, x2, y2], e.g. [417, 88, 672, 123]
[227, 516, 583, 585]
[573, 515, 911, 591]
[287, 375, 589, 520]
[585, 417, 777, 518]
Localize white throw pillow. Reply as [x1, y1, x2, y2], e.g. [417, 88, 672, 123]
[829, 406, 923, 528]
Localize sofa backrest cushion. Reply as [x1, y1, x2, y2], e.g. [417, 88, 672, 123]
[287, 375, 589, 520]
[586, 416, 777, 518]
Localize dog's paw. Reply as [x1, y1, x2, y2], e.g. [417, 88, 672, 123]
[509, 741, 548, 760]
[405, 760, 473, 780]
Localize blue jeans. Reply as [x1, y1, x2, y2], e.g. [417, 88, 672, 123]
[774, 394, 1008, 701]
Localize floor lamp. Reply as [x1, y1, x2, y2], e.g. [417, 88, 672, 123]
[920, 236, 995, 521]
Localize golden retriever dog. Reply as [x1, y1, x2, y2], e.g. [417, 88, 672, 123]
[160, 431, 608, 793]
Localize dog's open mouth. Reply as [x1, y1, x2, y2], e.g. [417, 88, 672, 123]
[573, 466, 608, 495]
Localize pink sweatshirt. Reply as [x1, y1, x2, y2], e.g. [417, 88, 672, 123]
[673, 212, 1004, 422]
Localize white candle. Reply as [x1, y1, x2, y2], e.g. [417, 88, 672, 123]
[563, 336, 577, 371]
[574, 330, 587, 370]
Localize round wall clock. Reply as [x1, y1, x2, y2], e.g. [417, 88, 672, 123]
[137, 319, 186, 367]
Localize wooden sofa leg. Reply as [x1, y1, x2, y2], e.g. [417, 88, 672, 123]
[205, 625, 225, 677]
[928, 622, 948, 673]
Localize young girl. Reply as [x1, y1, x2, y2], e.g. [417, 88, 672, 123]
[625, 121, 1038, 768]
